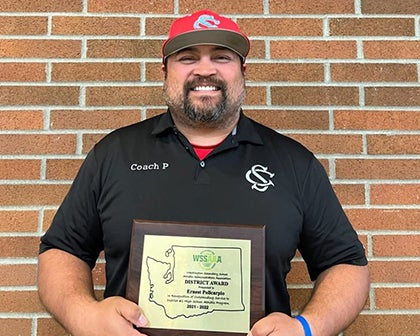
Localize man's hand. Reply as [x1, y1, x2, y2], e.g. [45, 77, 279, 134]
[248, 313, 304, 336]
[77, 296, 148, 336]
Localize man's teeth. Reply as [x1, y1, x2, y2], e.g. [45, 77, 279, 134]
[193, 86, 217, 91]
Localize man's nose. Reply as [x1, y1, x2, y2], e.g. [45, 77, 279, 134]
[192, 58, 217, 76]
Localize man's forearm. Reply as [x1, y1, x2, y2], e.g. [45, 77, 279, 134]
[38, 249, 148, 336]
[37, 249, 97, 332]
[300, 264, 370, 336]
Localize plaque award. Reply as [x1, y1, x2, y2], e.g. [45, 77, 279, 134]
[126, 220, 265, 335]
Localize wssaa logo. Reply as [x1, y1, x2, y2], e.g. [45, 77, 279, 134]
[192, 250, 222, 270]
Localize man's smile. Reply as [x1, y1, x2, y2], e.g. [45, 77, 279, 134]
[192, 85, 219, 91]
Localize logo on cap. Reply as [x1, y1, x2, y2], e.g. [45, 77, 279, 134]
[193, 14, 220, 29]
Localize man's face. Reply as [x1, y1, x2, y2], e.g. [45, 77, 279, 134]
[163, 45, 246, 128]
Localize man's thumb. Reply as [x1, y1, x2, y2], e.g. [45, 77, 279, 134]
[119, 301, 148, 328]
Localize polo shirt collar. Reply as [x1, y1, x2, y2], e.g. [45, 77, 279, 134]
[152, 110, 263, 145]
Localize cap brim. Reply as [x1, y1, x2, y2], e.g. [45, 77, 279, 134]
[163, 29, 249, 60]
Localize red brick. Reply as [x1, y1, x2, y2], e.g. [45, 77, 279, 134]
[248, 40, 266, 59]
[87, 39, 161, 58]
[46, 159, 83, 180]
[289, 288, 312, 311]
[238, 18, 323, 36]
[345, 314, 420, 335]
[146, 62, 165, 81]
[345, 208, 420, 231]
[271, 86, 359, 106]
[336, 159, 419, 180]
[362, 0, 420, 14]
[369, 261, 420, 283]
[82, 133, 107, 153]
[0, 0, 82, 12]
[145, 109, 166, 119]
[0, 134, 76, 155]
[373, 235, 420, 257]
[334, 110, 420, 131]
[0, 159, 40, 179]
[0, 291, 45, 313]
[0, 110, 44, 130]
[52, 16, 140, 36]
[37, 318, 70, 336]
[0, 210, 39, 232]
[0, 16, 47, 35]
[0, 40, 81, 58]
[0, 237, 40, 258]
[86, 86, 164, 106]
[270, 0, 354, 14]
[364, 41, 420, 59]
[375, 287, 420, 309]
[88, 0, 172, 13]
[368, 135, 420, 154]
[271, 41, 357, 59]
[244, 110, 329, 130]
[330, 18, 415, 36]
[145, 17, 174, 36]
[244, 86, 267, 106]
[318, 159, 330, 175]
[359, 235, 369, 254]
[333, 184, 366, 205]
[52, 62, 140, 82]
[246, 63, 324, 82]
[288, 261, 311, 284]
[0, 264, 37, 286]
[42, 209, 57, 232]
[0, 184, 70, 206]
[288, 134, 362, 154]
[370, 184, 419, 205]
[179, 1, 263, 14]
[50, 109, 140, 130]
[365, 87, 420, 106]
[0, 319, 32, 336]
[0, 62, 46, 82]
[92, 262, 106, 286]
[330, 63, 417, 82]
[0, 86, 79, 106]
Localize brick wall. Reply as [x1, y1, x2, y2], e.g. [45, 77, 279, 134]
[0, 0, 419, 335]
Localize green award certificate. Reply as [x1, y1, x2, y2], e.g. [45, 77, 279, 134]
[126, 220, 265, 336]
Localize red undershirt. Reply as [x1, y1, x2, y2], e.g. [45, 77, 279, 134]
[191, 128, 236, 160]
[191, 142, 221, 160]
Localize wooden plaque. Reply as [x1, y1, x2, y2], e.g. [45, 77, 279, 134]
[126, 219, 265, 335]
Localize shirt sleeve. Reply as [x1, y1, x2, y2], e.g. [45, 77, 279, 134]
[39, 149, 103, 269]
[298, 158, 367, 281]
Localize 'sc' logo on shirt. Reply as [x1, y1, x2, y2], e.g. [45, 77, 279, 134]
[245, 164, 275, 192]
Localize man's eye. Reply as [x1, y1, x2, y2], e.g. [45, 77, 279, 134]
[178, 56, 196, 63]
[214, 55, 232, 62]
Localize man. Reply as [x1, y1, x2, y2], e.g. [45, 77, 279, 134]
[38, 10, 369, 336]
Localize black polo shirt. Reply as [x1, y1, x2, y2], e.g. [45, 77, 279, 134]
[40, 111, 367, 315]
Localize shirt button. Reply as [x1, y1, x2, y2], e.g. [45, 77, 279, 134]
[200, 161, 205, 168]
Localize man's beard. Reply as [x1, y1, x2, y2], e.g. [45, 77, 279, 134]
[164, 76, 245, 128]
[184, 86, 226, 123]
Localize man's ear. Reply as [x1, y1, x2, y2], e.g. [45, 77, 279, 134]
[242, 63, 247, 72]
[162, 63, 167, 79]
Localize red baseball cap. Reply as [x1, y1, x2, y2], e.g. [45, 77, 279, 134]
[162, 10, 250, 62]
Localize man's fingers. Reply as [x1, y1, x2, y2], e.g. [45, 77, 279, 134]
[115, 298, 148, 328]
